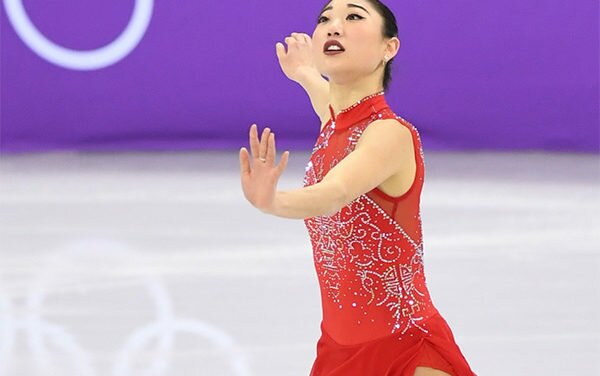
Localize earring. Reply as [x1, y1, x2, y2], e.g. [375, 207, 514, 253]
[383, 55, 389, 63]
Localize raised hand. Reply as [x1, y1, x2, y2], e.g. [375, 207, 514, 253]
[276, 32, 318, 84]
[276, 32, 330, 124]
[239, 124, 290, 214]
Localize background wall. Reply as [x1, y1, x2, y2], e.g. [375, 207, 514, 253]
[1, 2, 599, 375]
[1, 0, 598, 153]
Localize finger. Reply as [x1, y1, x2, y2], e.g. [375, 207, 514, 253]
[239, 147, 251, 177]
[285, 36, 296, 47]
[302, 33, 312, 45]
[291, 32, 305, 44]
[259, 127, 271, 160]
[277, 151, 290, 175]
[275, 42, 286, 59]
[266, 133, 276, 164]
[249, 124, 260, 159]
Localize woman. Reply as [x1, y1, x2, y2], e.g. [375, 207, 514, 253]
[239, 1, 478, 375]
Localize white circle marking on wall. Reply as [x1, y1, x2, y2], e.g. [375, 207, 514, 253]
[2, 0, 154, 70]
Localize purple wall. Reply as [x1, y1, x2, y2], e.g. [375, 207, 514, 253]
[1, 0, 598, 154]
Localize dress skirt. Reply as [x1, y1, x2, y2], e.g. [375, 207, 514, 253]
[309, 312, 477, 376]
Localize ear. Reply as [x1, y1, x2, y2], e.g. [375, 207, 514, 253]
[385, 37, 400, 60]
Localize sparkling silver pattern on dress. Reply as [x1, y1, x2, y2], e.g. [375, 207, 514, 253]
[303, 102, 433, 337]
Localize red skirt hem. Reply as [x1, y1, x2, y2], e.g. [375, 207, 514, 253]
[309, 312, 477, 376]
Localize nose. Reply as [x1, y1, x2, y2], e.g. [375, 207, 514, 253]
[326, 17, 342, 37]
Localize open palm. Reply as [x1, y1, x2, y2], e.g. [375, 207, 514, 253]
[239, 124, 290, 213]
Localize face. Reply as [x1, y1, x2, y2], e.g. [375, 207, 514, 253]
[312, 0, 397, 85]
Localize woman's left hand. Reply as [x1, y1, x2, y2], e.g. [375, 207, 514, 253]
[239, 124, 290, 214]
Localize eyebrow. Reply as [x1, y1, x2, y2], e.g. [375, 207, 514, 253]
[319, 3, 371, 17]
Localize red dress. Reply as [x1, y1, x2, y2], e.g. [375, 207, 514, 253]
[302, 92, 477, 376]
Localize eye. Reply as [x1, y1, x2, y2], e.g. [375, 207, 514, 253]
[317, 13, 364, 24]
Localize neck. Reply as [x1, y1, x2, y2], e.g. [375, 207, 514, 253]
[328, 71, 385, 115]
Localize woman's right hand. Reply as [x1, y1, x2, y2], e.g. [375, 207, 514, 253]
[276, 32, 319, 84]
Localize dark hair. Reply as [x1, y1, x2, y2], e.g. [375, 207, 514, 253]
[365, 0, 399, 91]
[322, 0, 399, 91]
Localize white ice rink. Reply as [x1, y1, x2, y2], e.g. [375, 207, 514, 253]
[1, 150, 598, 375]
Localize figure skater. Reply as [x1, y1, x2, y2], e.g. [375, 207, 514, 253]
[239, 1, 478, 375]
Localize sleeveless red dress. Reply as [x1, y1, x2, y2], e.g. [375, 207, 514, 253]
[302, 92, 477, 376]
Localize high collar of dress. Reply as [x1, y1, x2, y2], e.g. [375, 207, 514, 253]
[328, 91, 389, 131]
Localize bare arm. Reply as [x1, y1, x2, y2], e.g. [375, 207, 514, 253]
[295, 67, 330, 124]
[276, 33, 330, 124]
[269, 119, 414, 219]
[271, 179, 346, 218]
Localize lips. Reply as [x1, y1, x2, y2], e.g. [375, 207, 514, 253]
[323, 40, 345, 54]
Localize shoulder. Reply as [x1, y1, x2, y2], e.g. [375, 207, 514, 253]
[356, 118, 414, 150]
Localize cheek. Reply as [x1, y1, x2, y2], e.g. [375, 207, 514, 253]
[312, 33, 327, 63]
[352, 40, 381, 65]
[350, 29, 380, 56]
[311, 32, 321, 52]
